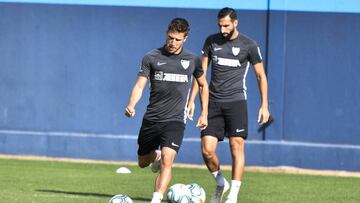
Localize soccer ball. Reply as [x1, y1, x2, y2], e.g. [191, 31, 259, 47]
[108, 194, 133, 203]
[167, 183, 191, 203]
[186, 183, 206, 203]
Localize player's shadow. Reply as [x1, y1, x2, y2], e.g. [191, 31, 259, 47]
[36, 189, 151, 201]
[36, 189, 112, 198]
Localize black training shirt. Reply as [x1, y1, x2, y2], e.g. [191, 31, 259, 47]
[138, 47, 203, 123]
[202, 33, 262, 102]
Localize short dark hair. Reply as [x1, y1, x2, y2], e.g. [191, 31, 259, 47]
[217, 7, 237, 21]
[167, 18, 190, 36]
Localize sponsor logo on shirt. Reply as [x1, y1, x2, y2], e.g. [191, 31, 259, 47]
[215, 57, 241, 67]
[154, 71, 163, 80]
[154, 71, 188, 82]
[214, 47, 222, 51]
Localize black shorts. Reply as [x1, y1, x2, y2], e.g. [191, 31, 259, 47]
[137, 119, 185, 156]
[201, 100, 248, 141]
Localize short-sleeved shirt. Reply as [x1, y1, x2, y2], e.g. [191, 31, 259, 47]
[138, 46, 204, 123]
[202, 33, 263, 102]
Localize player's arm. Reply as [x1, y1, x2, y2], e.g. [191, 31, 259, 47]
[187, 56, 209, 120]
[253, 62, 270, 124]
[125, 76, 148, 117]
[194, 71, 209, 130]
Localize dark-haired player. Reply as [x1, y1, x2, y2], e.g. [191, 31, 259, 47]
[188, 7, 270, 203]
[125, 18, 209, 203]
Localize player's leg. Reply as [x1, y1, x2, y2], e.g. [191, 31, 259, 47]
[201, 135, 230, 203]
[201, 101, 224, 172]
[150, 121, 185, 203]
[138, 150, 159, 168]
[229, 137, 245, 180]
[152, 147, 177, 200]
[201, 101, 229, 203]
[201, 135, 220, 172]
[223, 101, 248, 203]
[137, 119, 161, 168]
[224, 136, 245, 203]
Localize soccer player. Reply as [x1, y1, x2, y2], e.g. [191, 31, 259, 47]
[125, 18, 209, 203]
[188, 7, 271, 203]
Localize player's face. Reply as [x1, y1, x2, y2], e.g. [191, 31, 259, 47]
[165, 31, 187, 54]
[218, 16, 238, 40]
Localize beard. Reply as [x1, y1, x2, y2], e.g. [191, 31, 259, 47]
[222, 28, 235, 40]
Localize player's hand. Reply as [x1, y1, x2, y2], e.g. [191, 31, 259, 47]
[258, 106, 270, 125]
[187, 102, 195, 121]
[125, 106, 135, 117]
[196, 114, 208, 130]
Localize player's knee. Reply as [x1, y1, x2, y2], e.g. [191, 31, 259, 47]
[201, 148, 216, 160]
[138, 161, 148, 168]
[137, 158, 150, 168]
[161, 154, 174, 168]
[232, 144, 245, 153]
[230, 137, 244, 149]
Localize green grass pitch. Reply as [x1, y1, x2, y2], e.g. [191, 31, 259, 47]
[1, 157, 360, 203]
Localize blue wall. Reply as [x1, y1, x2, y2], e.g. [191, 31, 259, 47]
[266, 10, 360, 146]
[1, 1, 360, 171]
[282, 12, 360, 145]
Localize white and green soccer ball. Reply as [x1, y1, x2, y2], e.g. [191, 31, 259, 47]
[167, 183, 191, 203]
[109, 194, 133, 203]
[186, 183, 206, 203]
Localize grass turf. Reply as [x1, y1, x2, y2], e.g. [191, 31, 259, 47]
[1, 158, 360, 203]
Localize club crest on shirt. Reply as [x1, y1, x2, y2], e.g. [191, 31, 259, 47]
[181, 59, 190, 69]
[232, 47, 240, 56]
